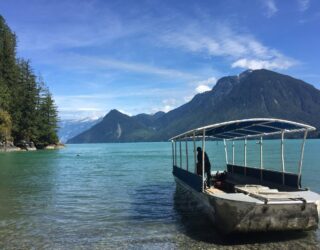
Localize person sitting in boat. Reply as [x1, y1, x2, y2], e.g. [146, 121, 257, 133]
[196, 147, 211, 187]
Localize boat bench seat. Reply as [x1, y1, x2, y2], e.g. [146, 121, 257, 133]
[227, 164, 301, 189]
[235, 185, 278, 194]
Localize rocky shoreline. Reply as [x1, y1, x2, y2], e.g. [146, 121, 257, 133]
[0, 141, 65, 152]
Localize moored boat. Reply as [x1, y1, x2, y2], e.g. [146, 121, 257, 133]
[170, 118, 320, 234]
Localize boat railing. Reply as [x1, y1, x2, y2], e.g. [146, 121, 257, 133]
[173, 165, 202, 192]
[171, 118, 316, 192]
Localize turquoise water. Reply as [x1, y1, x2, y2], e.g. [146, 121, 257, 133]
[0, 141, 319, 249]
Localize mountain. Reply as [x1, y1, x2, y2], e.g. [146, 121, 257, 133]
[132, 111, 165, 127]
[58, 117, 102, 143]
[67, 110, 163, 143]
[67, 69, 320, 143]
[152, 69, 320, 139]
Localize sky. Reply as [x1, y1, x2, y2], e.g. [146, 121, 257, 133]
[0, 0, 319, 120]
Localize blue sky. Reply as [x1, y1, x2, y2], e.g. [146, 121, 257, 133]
[0, 0, 319, 119]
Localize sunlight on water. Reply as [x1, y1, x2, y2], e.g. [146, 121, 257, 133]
[0, 141, 319, 249]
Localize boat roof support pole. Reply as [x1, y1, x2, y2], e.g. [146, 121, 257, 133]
[223, 139, 228, 164]
[232, 141, 235, 165]
[179, 141, 182, 169]
[298, 130, 308, 188]
[202, 129, 206, 192]
[244, 138, 247, 175]
[260, 137, 263, 182]
[244, 138, 247, 166]
[281, 131, 285, 185]
[193, 132, 196, 174]
[185, 139, 189, 172]
[174, 141, 177, 166]
[171, 140, 174, 167]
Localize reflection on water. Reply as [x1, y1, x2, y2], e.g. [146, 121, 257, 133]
[0, 142, 319, 249]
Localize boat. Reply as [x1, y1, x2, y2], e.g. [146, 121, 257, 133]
[170, 118, 320, 234]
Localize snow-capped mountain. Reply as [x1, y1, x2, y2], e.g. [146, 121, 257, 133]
[58, 117, 102, 143]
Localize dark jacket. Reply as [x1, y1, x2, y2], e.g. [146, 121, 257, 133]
[197, 150, 211, 173]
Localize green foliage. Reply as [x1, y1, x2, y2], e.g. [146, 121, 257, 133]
[0, 79, 10, 110]
[0, 15, 59, 147]
[0, 15, 16, 112]
[36, 88, 59, 147]
[0, 109, 12, 141]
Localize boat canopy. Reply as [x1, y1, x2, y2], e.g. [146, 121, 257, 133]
[170, 118, 315, 141]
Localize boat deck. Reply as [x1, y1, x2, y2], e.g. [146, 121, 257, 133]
[204, 184, 320, 204]
[235, 185, 307, 204]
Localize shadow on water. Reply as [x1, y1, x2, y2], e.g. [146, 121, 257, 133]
[173, 184, 320, 248]
[129, 181, 176, 221]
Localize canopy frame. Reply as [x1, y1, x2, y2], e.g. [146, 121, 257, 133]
[170, 118, 315, 190]
[170, 118, 315, 141]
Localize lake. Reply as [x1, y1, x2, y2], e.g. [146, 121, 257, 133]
[0, 141, 320, 249]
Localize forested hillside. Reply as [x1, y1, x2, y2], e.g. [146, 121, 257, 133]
[0, 15, 58, 148]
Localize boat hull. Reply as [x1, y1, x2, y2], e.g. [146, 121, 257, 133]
[174, 177, 319, 234]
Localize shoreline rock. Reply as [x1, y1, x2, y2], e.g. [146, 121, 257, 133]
[16, 141, 37, 151]
[0, 141, 65, 152]
[44, 143, 65, 150]
[0, 141, 21, 152]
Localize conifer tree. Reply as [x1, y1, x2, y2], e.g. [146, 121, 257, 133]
[0, 15, 17, 111]
[12, 59, 39, 143]
[36, 87, 59, 147]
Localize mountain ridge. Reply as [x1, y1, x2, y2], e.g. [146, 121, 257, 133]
[67, 69, 320, 143]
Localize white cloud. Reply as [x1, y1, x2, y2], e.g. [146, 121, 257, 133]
[118, 109, 132, 116]
[160, 99, 178, 113]
[196, 77, 217, 86]
[55, 88, 193, 119]
[47, 53, 197, 80]
[162, 24, 297, 71]
[164, 33, 251, 58]
[90, 57, 196, 79]
[263, 0, 278, 17]
[162, 105, 173, 112]
[231, 57, 297, 70]
[194, 77, 217, 93]
[298, 0, 310, 12]
[195, 85, 211, 93]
